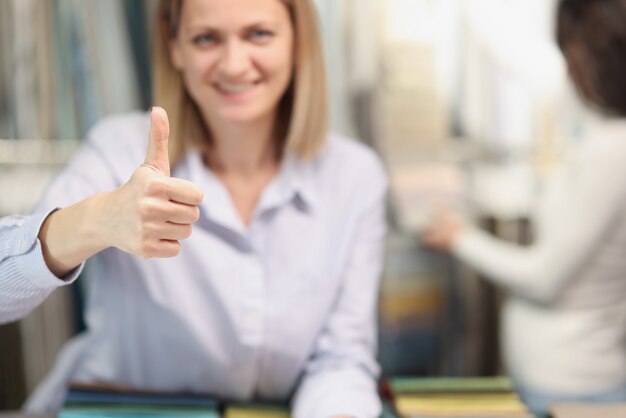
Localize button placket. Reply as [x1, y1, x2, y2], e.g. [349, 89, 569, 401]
[241, 250, 265, 347]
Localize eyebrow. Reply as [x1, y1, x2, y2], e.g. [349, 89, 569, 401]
[183, 20, 279, 33]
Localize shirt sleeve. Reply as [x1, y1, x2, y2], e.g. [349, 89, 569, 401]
[292, 154, 388, 418]
[0, 211, 83, 324]
[0, 115, 140, 325]
[453, 137, 626, 304]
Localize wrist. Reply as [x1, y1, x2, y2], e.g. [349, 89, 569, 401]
[448, 223, 468, 252]
[84, 191, 115, 251]
[40, 192, 113, 277]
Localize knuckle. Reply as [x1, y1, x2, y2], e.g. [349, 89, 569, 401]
[138, 242, 153, 258]
[140, 200, 167, 223]
[138, 201, 154, 220]
[146, 178, 167, 196]
[138, 224, 152, 242]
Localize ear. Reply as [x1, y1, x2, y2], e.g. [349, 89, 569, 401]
[169, 39, 184, 70]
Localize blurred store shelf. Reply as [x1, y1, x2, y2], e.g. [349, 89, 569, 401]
[0, 139, 80, 215]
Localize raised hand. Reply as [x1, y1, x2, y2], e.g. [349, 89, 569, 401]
[420, 207, 465, 252]
[102, 107, 204, 258]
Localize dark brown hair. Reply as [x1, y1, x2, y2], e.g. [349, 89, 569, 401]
[557, 0, 626, 116]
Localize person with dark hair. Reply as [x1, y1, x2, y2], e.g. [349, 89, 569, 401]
[557, 0, 626, 117]
[422, 0, 626, 416]
[0, 0, 387, 416]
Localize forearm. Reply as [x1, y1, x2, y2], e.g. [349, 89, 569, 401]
[38, 192, 112, 278]
[453, 223, 600, 304]
[453, 227, 548, 297]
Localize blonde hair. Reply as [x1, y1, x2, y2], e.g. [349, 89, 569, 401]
[153, 0, 329, 166]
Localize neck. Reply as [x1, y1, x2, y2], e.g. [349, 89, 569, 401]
[205, 115, 280, 178]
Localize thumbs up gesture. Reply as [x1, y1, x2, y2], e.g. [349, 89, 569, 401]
[103, 107, 204, 258]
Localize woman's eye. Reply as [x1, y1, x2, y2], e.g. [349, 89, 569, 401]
[249, 30, 273, 41]
[192, 34, 217, 45]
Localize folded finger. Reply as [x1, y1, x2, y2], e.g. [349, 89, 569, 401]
[165, 177, 204, 206]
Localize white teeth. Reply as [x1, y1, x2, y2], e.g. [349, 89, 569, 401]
[217, 83, 254, 93]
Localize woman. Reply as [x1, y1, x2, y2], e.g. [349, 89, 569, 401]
[422, 0, 626, 416]
[0, 0, 387, 416]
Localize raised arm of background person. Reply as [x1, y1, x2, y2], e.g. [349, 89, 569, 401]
[291, 150, 388, 418]
[0, 108, 203, 324]
[451, 127, 626, 305]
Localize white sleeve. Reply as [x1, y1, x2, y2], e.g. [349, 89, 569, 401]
[453, 139, 626, 304]
[0, 212, 83, 324]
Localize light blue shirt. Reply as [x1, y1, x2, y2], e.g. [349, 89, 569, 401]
[0, 113, 388, 418]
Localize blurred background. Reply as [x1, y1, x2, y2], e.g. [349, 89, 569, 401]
[0, 0, 587, 409]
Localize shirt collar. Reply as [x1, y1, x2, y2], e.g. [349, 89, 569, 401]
[181, 150, 319, 232]
[271, 153, 319, 213]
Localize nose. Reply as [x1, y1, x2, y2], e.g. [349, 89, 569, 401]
[217, 39, 249, 78]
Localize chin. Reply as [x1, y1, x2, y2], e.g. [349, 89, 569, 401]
[218, 114, 257, 125]
[216, 109, 272, 125]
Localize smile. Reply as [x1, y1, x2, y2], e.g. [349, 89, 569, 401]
[215, 82, 258, 94]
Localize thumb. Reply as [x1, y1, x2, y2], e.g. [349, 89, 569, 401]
[145, 106, 171, 176]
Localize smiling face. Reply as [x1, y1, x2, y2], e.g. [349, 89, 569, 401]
[170, 0, 295, 128]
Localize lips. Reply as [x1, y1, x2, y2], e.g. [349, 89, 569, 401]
[214, 81, 258, 94]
